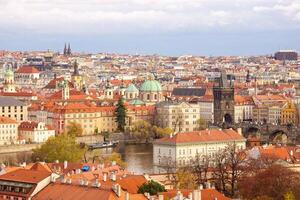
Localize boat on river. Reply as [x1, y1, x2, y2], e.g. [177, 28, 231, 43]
[88, 141, 119, 150]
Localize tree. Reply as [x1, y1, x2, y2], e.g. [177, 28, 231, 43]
[152, 126, 173, 138]
[105, 152, 127, 168]
[131, 120, 153, 142]
[32, 135, 86, 162]
[191, 154, 210, 186]
[66, 122, 83, 137]
[238, 164, 300, 200]
[196, 118, 208, 131]
[284, 190, 296, 200]
[138, 180, 166, 195]
[212, 144, 246, 197]
[173, 167, 196, 189]
[115, 97, 127, 132]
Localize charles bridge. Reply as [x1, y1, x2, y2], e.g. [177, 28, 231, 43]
[233, 122, 300, 144]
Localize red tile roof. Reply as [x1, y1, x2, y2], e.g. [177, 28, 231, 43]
[155, 129, 245, 144]
[0, 163, 51, 184]
[117, 175, 147, 194]
[16, 66, 40, 74]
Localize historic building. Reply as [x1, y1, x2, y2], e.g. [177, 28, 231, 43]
[0, 116, 18, 145]
[139, 76, 163, 104]
[71, 61, 84, 91]
[155, 101, 200, 133]
[153, 128, 246, 172]
[0, 97, 28, 123]
[125, 83, 139, 100]
[213, 71, 235, 125]
[3, 68, 16, 93]
[18, 121, 55, 143]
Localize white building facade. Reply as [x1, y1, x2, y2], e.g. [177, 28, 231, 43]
[0, 116, 18, 145]
[153, 129, 246, 173]
[18, 121, 55, 143]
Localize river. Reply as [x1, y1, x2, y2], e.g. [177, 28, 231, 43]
[0, 143, 154, 174]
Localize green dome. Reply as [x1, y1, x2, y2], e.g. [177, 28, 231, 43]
[140, 80, 162, 92]
[129, 99, 145, 105]
[126, 84, 139, 93]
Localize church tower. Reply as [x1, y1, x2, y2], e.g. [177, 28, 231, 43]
[213, 71, 235, 125]
[71, 60, 83, 91]
[3, 68, 16, 93]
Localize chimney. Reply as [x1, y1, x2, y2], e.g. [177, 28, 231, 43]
[93, 179, 101, 188]
[79, 179, 84, 186]
[114, 184, 121, 197]
[188, 192, 193, 199]
[125, 191, 130, 200]
[63, 160, 68, 169]
[158, 194, 164, 200]
[193, 190, 199, 200]
[176, 191, 183, 200]
[111, 172, 116, 181]
[237, 128, 242, 135]
[103, 172, 107, 182]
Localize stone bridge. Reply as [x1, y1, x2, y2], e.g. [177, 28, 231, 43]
[221, 122, 300, 144]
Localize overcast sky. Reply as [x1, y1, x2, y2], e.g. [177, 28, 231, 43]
[0, 0, 299, 56]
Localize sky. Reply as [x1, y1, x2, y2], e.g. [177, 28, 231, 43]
[0, 0, 300, 56]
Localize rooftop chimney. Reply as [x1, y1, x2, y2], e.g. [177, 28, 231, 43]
[103, 172, 107, 182]
[125, 191, 130, 200]
[63, 160, 68, 169]
[158, 194, 164, 200]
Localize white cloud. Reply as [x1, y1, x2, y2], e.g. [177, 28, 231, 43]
[0, 0, 299, 34]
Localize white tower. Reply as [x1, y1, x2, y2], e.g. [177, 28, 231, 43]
[3, 68, 16, 93]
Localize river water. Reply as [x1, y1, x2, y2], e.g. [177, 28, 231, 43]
[0, 143, 154, 174]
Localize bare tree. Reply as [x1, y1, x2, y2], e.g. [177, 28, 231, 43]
[191, 154, 210, 186]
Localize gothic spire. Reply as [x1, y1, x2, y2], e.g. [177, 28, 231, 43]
[67, 43, 71, 55]
[63, 43, 67, 55]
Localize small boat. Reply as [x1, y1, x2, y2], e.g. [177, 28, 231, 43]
[88, 141, 119, 150]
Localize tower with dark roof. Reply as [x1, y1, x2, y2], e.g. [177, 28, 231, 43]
[67, 43, 71, 55]
[213, 70, 235, 126]
[71, 60, 83, 91]
[63, 43, 67, 55]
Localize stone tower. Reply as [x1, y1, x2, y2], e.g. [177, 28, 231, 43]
[71, 60, 83, 91]
[213, 71, 235, 125]
[3, 68, 16, 93]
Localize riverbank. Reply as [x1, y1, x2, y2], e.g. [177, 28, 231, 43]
[0, 144, 39, 154]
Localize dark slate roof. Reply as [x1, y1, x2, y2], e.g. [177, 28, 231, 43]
[172, 88, 206, 97]
[0, 96, 25, 106]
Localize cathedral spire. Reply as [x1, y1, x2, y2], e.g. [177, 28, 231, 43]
[63, 43, 67, 55]
[67, 43, 71, 55]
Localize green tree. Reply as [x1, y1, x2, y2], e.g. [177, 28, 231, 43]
[66, 122, 83, 137]
[131, 120, 153, 142]
[115, 97, 127, 132]
[32, 135, 86, 162]
[152, 126, 173, 138]
[196, 118, 208, 131]
[138, 180, 166, 195]
[105, 152, 127, 168]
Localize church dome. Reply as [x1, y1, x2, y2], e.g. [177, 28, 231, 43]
[140, 80, 162, 92]
[126, 84, 139, 93]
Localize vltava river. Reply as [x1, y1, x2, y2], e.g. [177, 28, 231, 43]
[0, 143, 154, 174]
